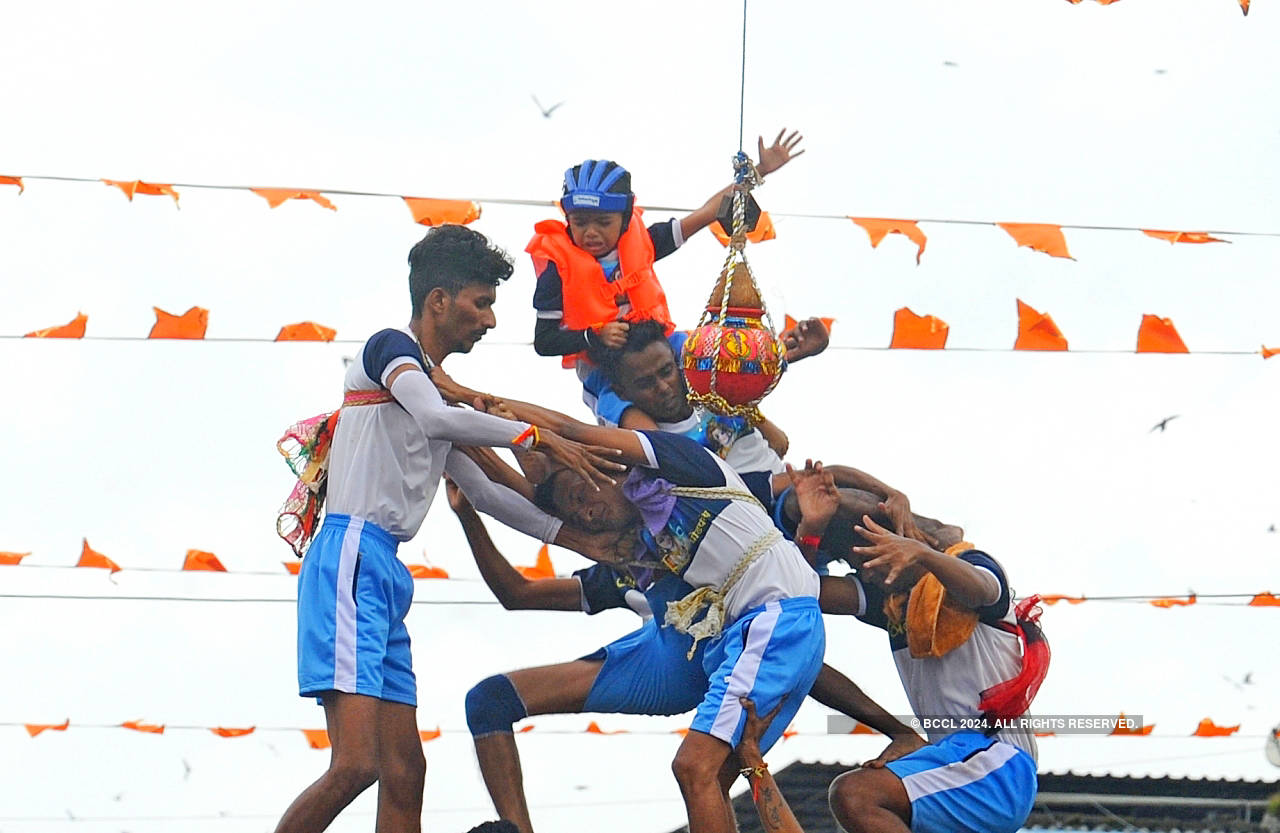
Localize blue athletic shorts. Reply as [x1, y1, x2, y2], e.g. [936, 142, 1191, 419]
[689, 596, 825, 752]
[297, 514, 416, 707]
[581, 618, 707, 716]
[885, 731, 1037, 833]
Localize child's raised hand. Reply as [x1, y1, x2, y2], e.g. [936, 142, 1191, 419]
[594, 321, 630, 349]
[757, 128, 805, 176]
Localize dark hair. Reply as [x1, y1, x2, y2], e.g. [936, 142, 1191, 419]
[407, 225, 513, 319]
[464, 822, 521, 833]
[533, 469, 566, 515]
[586, 318, 672, 384]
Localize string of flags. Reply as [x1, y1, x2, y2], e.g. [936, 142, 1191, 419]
[8, 716, 1266, 744]
[1065, 0, 1250, 13]
[3, 541, 1276, 608]
[10, 306, 1277, 358]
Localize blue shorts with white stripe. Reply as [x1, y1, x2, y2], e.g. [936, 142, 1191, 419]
[297, 514, 416, 707]
[886, 731, 1037, 833]
[689, 596, 824, 752]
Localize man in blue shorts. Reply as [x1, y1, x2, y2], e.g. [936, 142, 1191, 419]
[821, 517, 1045, 833]
[274, 225, 623, 833]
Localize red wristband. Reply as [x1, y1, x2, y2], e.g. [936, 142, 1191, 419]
[797, 535, 822, 556]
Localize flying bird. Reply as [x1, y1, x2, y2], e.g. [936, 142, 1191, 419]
[531, 94, 565, 119]
[341, 356, 353, 368]
[1149, 415, 1180, 433]
[943, 60, 958, 67]
[182, 758, 192, 780]
[1267, 524, 1275, 533]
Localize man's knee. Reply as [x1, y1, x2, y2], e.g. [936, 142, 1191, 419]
[326, 760, 379, 798]
[380, 744, 426, 795]
[671, 745, 721, 789]
[466, 675, 529, 738]
[829, 770, 878, 831]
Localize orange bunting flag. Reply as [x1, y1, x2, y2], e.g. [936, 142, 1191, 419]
[517, 545, 555, 580]
[1035, 731, 1057, 737]
[1249, 592, 1280, 607]
[584, 721, 628, 735]
[0, 552, 30, 565]
[77, 538, 121, 573]
[783, 314, 836, 335]
[1262, 346, 1278, 360]
[1150, 594, 1196, 608]
[302, 729, 331, 749]
[673, 728, 690, 737]
[1136, 314, 1189, 354]
[403, 197, 482, 227]
[849, 217, 928, 264]
[1240, 0, 1249, 15]
[419, 728, 442, 743]
[849, 722, 879, 735]
[0, 175, 24, 194]
[518, 724, 535, 733]
[211, 726, 256, 738]
[1142, 230, 1227, 245]
[26, 720, 70, 737]
[182, 549, 227, 572]
[782, 727, 798, 741]
[25, 312, 87, 339]
[122, 720, 165, 734]
[149, 306, 208, 339]
[252, 188, 337, 211]
[102, 179, 180, 205]
[1041, 595, 1086, 605]
[997, 223, 1073, 260]
[1110, 713, 1154, 736]
[408, 564, 450, 579]
[276, 321, 337, 342]
[889, 307, 949, 349]
[711, 211, 777, 246]
[1014, 299, 1069, 351]
[282, 561, 302, 575]
[1192, 718, 1239, 737]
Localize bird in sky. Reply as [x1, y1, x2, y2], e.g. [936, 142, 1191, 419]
[943, 60, 958, 67]
[531, 94, 565, 118]
[1149, 415, 1180, 433]
[182, 758, 192, 780]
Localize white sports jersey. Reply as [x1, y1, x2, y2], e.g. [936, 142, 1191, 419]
[326, 328, 561, 544]
[849, 555, 1038, 760]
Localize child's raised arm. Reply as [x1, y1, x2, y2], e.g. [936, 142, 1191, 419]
[679, 128, 805, 240]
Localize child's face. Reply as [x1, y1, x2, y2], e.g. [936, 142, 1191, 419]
[567, 211, 624, 257]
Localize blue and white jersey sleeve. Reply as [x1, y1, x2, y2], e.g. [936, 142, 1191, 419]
[362, 328, 424, 385]
[573, 564, 651, 617]
[957, 550, 1011, 623]
[634, 431, 728, 487]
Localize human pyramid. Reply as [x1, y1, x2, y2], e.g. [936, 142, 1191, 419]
[274, 130, 1049, 833]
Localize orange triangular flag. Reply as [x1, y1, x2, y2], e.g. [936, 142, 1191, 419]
[182, 549, 227, 572]
[517, 545, 555, 580]
[0, 552, 30, 565]
[1110, 713, 1154, 736]
[781, 314, 836, 335]
[782, 727, 798, 741]
[1240, 0, 1249, 15]
[149, 306, 208, 339]
[77, 539, 121, 573]
[407, 564, 450, 579]
[283, 561, 302, 575]
[211, 726, 256, 737]
[1192, 718, 1239, 737]
[1142, 230, 1227, 245]
[403, 197, 482, 227]
[276, 321, 337, 342]
[672, 728, 690, 737]
[849, 218, 928, 264]
[419, 727, 442, 742]
[1014, 299, 1068, 351]
[517, 724, 535, 733]
[302, 729, 331, 749]
[102, 180, 180, 206]
[889, 307, 949, 349]
[1150, 594, 1196, 608]
[1034, 731, 1057, 737]
[1248, 592, 1280, 607]
[1041, 595, 1086, 605]
[997, 223, 1073, 260]
[711, 211, 777, 246]
[122, 720, 165, 734]
[584, 721, 627, 735]
[0, 175, 24, 194]
[849, 722, 879, 735]
[25, 312, 88, 339]
[26, 719, 70, 737]
[1262, 346, 1278, 359]
[1136, 314, 1189, 354]
[252, 188, 337, 211]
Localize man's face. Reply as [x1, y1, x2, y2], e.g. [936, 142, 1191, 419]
[614, 340, 691, 422]
[550, 470, 634, 533]
[437, 284, 497, 354]
[567, 211, 624, 257]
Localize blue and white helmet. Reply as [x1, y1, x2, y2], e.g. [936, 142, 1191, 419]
[561, 160, 633, 214]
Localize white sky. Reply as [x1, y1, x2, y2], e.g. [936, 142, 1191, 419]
[1, 1, 1277, 831]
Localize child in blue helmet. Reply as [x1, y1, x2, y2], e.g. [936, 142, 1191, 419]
[526, 130, 805, 376]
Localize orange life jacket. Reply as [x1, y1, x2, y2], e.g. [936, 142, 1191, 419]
[526, 207, 675, 368]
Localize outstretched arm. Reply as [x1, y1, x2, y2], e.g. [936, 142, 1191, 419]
[679, 130, 805, 240]
[445, 480, 582, 611]
[852, 516, 999, 611]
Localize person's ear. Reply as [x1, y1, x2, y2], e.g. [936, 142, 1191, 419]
[425, 287, 451, 317]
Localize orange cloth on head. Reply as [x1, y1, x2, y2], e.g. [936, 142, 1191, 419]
[883, 542, 980, 659]
[526, 207, 674, 369]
